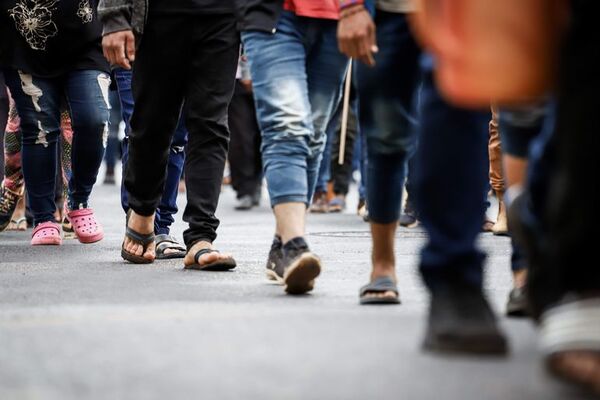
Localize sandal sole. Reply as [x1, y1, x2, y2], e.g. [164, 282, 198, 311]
[121, 248, 154, 264]
[184, 259, 237, 271]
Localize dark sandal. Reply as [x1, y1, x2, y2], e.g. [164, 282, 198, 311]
[185, 248, 237, 271]
[359, 276, 401, 305]
[155, 234, 186, 260]
[121, 211, 155, 264]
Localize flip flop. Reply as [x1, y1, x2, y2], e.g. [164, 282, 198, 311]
[8, 217, 27, 231]
[155, 234, 186, 260]
[359, 276, 401, 305]
[121, 211, 155, 264]
[185, 248, 237, 271]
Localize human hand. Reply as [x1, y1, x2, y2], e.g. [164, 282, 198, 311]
[337, 5, 378, 66]
[102, 30, 136, 70]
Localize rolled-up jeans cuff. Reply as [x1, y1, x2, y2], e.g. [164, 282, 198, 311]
[270, 195, 309, 208]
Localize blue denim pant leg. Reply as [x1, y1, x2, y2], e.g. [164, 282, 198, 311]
[415, 61, 489, 290]
[65, 70, 111, 209]
[155, 124, 186, 235]
[242, 12, 348, 207]
[114, 68, 187, 234]
[104, 89, 122, 170]
[314, 107, 340, 194]
[304, 21, 349, 203]
[357, 12, 421, 224]
[4, 69, 62, 224]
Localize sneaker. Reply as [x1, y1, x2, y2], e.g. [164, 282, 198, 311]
[0, 183, 24, 232]
[234, 195, 254, 211]
[281, 237, 322, 294]
[265, 236, 285, 282]
[423, 283, 508, 355]
[328, 195, 346, 213]
[506, 286, 529, 317]
[309, 191, 328, 213]
[399, 198, 418, 228]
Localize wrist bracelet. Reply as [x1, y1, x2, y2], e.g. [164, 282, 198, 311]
[340, 5, 366, 19]
[339, 0, 364, 10]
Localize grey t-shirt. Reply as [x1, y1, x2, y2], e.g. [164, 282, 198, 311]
[376, 0, 414, 13]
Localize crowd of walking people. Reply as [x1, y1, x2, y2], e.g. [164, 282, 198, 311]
[0, 0, 598, 394]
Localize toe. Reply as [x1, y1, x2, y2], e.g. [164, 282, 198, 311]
[143, 243, 156, 260]
[200, 252, 219, 265]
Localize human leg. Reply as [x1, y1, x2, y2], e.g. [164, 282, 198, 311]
[356, 11, 421, 303]
[179, 13, 239, 269]
[415, 59, 506, 354]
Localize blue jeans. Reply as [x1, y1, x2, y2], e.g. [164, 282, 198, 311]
[415, 58, 490, 290]
[104, 89, 122, 170]
[3, 69, 109, 225]
[113, 68, 188, 235]
[241, 11, 349, 207]
[357, 11, 421, 223]
[314, 107, 339, 195]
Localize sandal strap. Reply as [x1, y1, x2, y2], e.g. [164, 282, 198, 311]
[32, 222, 60, 235]
[194, 248, 220, 265]
[125, 227, 155, 246]
[360, 276, 399, 297]
[155, 234, 186, 252]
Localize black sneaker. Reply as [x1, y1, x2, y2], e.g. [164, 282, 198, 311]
[423, 283, 508, 355]
[282, 237, 321, 295]
[0, 184, 24, 232]
[265, 236, 285, 282]
[506, 286, 530, 317]
[399, 198, 418, 228]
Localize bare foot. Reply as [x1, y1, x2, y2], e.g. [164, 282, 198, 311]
[123, 211, 155, 261]
[183, 240, 234, 267]
[548, 351, 600, 394]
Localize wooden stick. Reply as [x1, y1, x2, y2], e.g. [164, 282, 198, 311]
[338, 59, 353, 165]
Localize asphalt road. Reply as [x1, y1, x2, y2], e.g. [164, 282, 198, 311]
[0, 179, 594, 400]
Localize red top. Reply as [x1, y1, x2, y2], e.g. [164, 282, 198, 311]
[283, 0, 340, 20]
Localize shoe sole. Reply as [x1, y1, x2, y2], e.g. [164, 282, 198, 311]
[399, 221, 418, 228]
[76, 232, 104, 244]
[265, 269, 283, 283]
[31, 238, 62, 246]
[423, 333, 508, 355]
[283, 253, 321, 295]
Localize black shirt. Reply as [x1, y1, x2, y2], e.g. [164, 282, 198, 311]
[0, 0, 109, 78]
[149, 0, 236, 15]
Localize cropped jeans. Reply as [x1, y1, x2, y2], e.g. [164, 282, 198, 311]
[242, 11, 349, 207]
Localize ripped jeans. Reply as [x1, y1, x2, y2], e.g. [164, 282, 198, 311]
[3, 69, 110, 225]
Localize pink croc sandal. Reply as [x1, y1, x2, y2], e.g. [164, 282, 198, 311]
[66, 207, 104, 244]
[31, 221, 62, 246]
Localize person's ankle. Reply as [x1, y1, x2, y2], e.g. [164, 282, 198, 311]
[371, 264, 396, 280]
